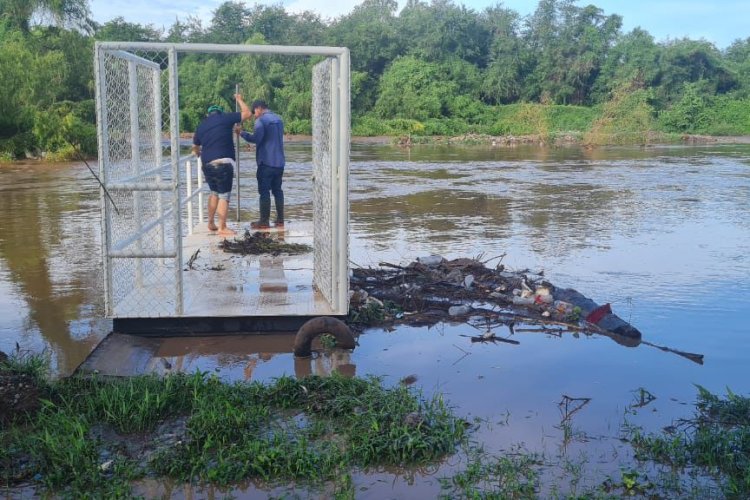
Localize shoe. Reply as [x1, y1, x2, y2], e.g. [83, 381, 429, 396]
[250, 221, 271, 229]
[274, 220, 285, 228]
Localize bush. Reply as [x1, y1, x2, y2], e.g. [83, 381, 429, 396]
[32, 101, 97, 158]
[658, 83, 709, 133]
[547, 105, 598, 132]
[446, 95, 487, 122]
[285, 118, 311, 135]
[422, 118, 469, 136]
[585, 86, 655, 145]
[0, 131, 37, 160]
[699, 96, 750, 135]
[384, 119, 425, 135]
[487, 103, 550, 137]
[352, 116, 390, 136]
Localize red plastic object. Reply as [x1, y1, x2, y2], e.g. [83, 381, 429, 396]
[585, 303, 612, 324]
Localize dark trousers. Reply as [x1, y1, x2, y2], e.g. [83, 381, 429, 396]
[256, 165, 284, 223]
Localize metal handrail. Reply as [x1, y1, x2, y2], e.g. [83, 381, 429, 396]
[185, 156, 206, 235]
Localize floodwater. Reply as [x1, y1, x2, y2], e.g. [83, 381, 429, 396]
[2, 142, 750, 496]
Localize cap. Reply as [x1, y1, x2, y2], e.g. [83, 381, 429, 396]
[207, 104, 223, 114]
[250, 100, 267, 113]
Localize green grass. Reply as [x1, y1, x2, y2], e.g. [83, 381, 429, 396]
[1, 357, 466, 497]
[439, 446, 542, 499]
[626, 385, 750, 497]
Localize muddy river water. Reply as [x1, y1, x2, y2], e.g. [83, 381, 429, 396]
[1, 142, 749, 497]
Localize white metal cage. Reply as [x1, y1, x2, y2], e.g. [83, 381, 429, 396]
[94, 42, 350, 320]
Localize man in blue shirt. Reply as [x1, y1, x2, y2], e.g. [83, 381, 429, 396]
[235, 100, 286, 229]
[192, 93, 251, 236]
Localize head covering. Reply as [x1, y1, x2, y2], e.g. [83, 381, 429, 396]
[250, 100, 268, 113]
[207, 104, 223, 115]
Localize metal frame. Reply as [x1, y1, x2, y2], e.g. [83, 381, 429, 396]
[94, 41, 350, 318]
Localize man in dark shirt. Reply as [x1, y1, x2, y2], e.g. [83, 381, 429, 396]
[235, 100, 286, 229]
[192, 93, 251, 236]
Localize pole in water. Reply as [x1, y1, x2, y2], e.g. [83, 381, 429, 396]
[235, 83, 241, 222]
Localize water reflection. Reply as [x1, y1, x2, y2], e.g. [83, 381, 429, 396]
[78, 332, 356, 381]
[0, 163, 105, 373]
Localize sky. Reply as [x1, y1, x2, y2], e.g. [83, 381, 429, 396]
[89, 0, 749, 49]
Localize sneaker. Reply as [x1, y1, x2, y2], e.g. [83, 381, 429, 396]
[274, 220, 285, 228]
[250, 221, 271, 229]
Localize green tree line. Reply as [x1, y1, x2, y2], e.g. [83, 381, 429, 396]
[2, 0, 750, 159]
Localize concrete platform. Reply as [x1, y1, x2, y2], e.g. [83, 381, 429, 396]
[111, 220, 340, 334]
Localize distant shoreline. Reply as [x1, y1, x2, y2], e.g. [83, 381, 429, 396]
[298, 134, 750, 146]
[4, 134, 750, 165]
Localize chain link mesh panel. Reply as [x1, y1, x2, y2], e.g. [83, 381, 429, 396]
[312, 59, 334, 307]
[98, 49, 177, 317]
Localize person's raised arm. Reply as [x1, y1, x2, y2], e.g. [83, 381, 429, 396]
[234, 93, 251, 121]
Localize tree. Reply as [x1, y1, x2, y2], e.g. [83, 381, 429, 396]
[374, 56, 456, 120]
[522, 0, 621, 105]
[654, 39, 737, 106]
[480, 5, 523, 104]
[593, 28, 660, 103]
[205, 1, 250, 43]
[0, 0, 90, 33]
[724, 37, 750, 98]
[328, 0, 403, 75]
[94, 17, 162, 42]
[398, 0, 490, 67]
[165, 16, 205, 43]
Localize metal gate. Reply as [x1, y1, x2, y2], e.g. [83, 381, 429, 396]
[95, 47, 183, 318]
[312, 57, 350, 314]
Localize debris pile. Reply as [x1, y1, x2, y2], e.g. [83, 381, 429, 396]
[349, 255, 641, 340]
[219, 230, 312, 256]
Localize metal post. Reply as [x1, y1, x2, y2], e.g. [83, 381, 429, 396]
[235, 83, 241, 222]
[168, 47, 184, 315]
[330, 57, 341, 312]
[198, 158, 204, 224]
[94, 44, 113, 316]
[186, 160, 193, 234]
[153, 66, 165, 256]
[337, 49, 351, 315]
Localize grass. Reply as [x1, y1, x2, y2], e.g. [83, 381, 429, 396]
[439, 446, 542, 499]
[626, 385, 750, 497]
[1, 355, 466, 497]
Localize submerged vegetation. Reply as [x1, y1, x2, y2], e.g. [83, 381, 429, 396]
[626, 385, 750, 498]
[1, 353, 466, 497]
[2, 0, 750, 159]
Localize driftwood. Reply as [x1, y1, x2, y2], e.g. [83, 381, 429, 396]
[641, 341, 704, 365]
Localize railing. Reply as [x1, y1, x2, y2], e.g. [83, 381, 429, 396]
[105, 153, 205, 255]
[184, 155, 205, 235]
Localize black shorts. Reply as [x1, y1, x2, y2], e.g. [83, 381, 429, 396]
[202, 162, 234, 197]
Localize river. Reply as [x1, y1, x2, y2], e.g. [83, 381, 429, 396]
[1, 142, 749, 496]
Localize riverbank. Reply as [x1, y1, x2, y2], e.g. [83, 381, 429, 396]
[189, 131, 750, 146]
[346, 133, 750, 147]
[4, 133, 749, 164]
